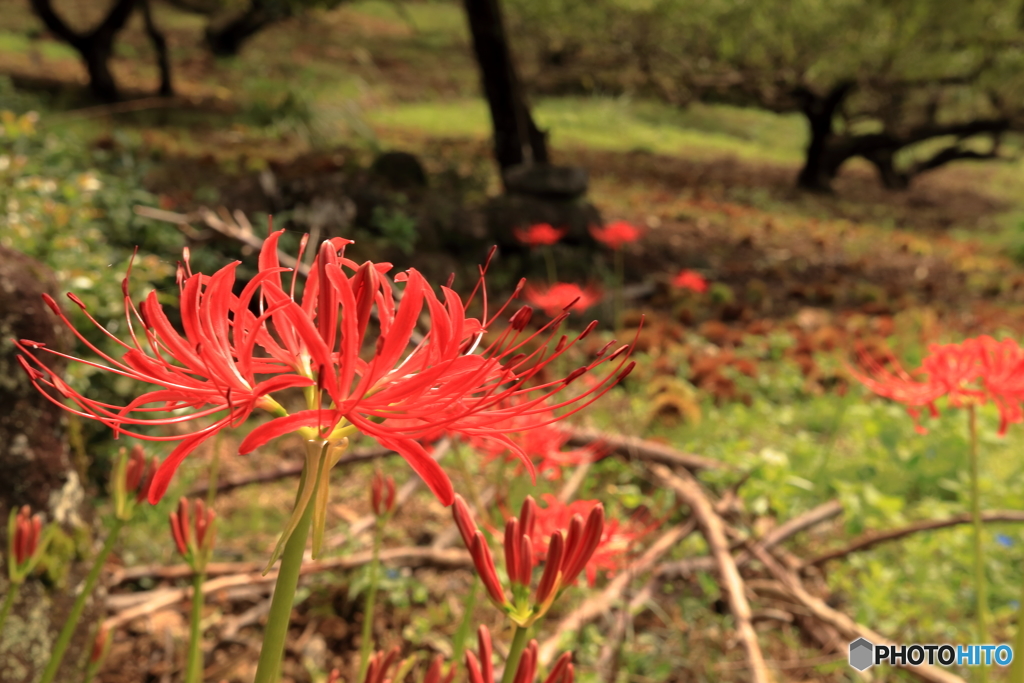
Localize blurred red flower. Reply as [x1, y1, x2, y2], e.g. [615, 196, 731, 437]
[514, 223, 566, 247]
[852, 335, 1024, 434]
[671, 269, 708, 293]
[589, 221, 642, 250]
[466, 405, 602, 480]
[524, 283, 602, 317]
[17, 231, 637, 506]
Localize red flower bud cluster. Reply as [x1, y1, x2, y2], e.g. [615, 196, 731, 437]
[169, 497, 216, 570]
[466, 626, 573, 683]
[125, 445, 158, 502]
[371, 471, 397, 517]
[11, 506, 42, 567]
[7, 504, 48, 584]
[452, 494, 603, 625]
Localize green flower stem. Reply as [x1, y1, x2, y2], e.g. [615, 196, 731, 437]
[968, 405, 988, 683]
[253, 497, 314, 683]
[206, 432, 223, 507]
[356, 519, 385, 683]
[500, 626, 530, 683]
[0, 582, 19, 639]
[450, 578, 479, 671]
[542, 247, 558, 284]
[39, 517, 126, 683]
[185, 571, 206, 683]
[613, 249, 624, 331]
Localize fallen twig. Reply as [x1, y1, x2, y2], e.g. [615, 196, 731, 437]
[655, 499, 844, 579]
[186, 446, 391, 498]
[105, 546, 472, 628]
[651, 463, 771, 683]
[804, 509, 1024, 567]
[563, 427, 729, 472]
[747, 544, 964, 683]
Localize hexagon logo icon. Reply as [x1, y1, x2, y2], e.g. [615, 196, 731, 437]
[849, 638, 874, 671]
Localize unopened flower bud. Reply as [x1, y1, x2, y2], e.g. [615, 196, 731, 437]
[169, 497, 216, 571]
[371, 471, 396, 517]
[89, 625, 109, 665]
[12, 505, 41, 566]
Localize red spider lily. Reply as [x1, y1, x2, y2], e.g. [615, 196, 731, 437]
[466, 626, 573, 683]
[523, 283, 602, 318]
[169, 497, 216, 571]
[852, 335, 1024, 435]
[466, 407, 602, 480]
[514, 224, 566, 248]
[527, 495, 645, 586]
[452, 494, 604, 625]
[371, 470, 397, 517]
[16, 230, 637, 507]
[589, 221, 642, 250]
[671, 269, 708, 293]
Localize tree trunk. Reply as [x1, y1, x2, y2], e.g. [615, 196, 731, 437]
[865, 148, 911, 190]
[29, 0, 138, 103]
[205, 0, 286, 57]
[462, 0, 548, 176]
[795, 82, 854, 192]
[81, 39, 120, 102]
[141, 0, 174, 97]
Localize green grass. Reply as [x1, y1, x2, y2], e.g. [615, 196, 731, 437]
[368, 96, 807, 161]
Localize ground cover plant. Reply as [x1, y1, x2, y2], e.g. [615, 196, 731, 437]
[10, 2, 1024, 682]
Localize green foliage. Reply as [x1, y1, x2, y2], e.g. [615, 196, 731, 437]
[370, 204, 418, 255]
[0, 110, 183, 454]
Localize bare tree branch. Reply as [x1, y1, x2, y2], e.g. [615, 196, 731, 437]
[651, 464, 771, 683]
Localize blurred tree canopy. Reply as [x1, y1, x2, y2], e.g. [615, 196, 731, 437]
[508, 0, 1024, 190]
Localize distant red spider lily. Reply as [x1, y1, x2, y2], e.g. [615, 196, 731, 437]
[466, 406, 603, 480]
[589, 221, 642, 250]
[671, 269, 708, 293]
[514, 224, 566, 248]
[17, 231, 637, 507]
[852, 335, 1024, 434]
[523, 283, 602, 318]
[466, 626, 573, 683]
